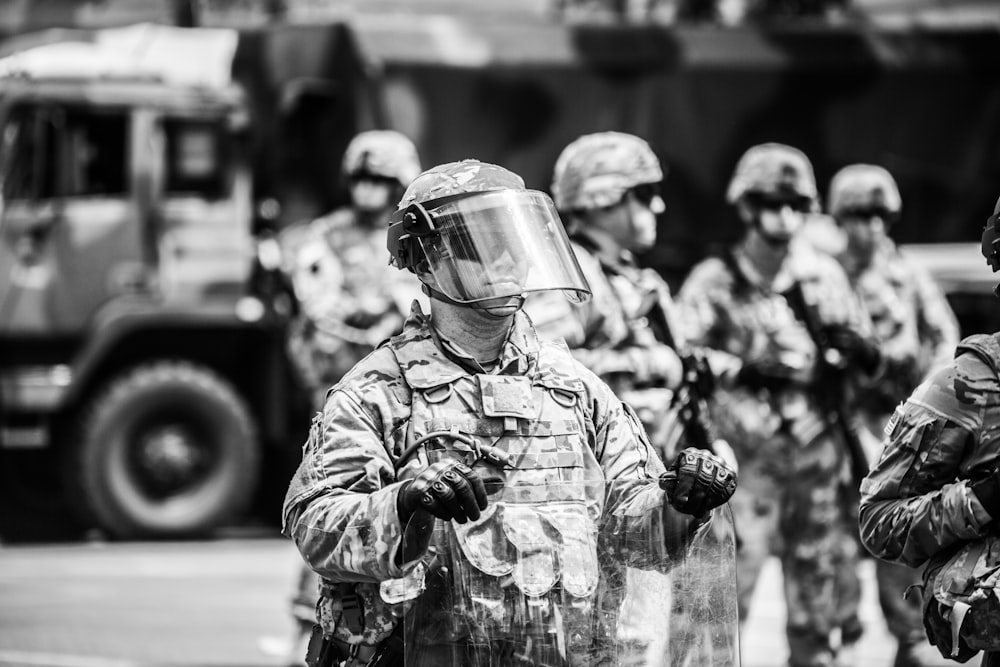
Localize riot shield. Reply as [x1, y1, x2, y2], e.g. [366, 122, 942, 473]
[396, 479, 739, 667]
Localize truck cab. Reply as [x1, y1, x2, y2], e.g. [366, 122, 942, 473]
[0, 32, 309, 539]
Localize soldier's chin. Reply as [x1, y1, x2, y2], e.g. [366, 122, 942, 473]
[477, 295, 524, 318]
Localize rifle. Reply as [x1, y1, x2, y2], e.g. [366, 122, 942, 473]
[780, 281, 870, 488]
[644, 296, 721, 456]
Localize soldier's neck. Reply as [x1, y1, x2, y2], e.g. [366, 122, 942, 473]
[430, 302, 514, 365]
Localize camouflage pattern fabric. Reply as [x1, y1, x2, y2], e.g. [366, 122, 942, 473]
[341, 130, 421, 185]
[830, 231, 959, 659]
[860, 333, 1000, 569]
[549, 131, 663, 212]
[397, 160, 525, 210]
[860, 333, 1000, 664]
[678, 237, 874, 667]
[826, 164, 902, 219]
[523, 237, 687, 459]
[281, 302, 703, 660]
[838, 235, 959, 416]
[726, 143, 819, 208]
[280, 207, 424, 408]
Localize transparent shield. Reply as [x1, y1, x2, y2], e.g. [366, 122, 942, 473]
[397, 479, 740, 667]
[417, 190, 591, 305]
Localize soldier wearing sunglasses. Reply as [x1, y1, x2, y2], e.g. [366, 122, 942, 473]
[678, 143, 883, 667]
[825, 164, 959, 667]
[524, 132, 732, 467]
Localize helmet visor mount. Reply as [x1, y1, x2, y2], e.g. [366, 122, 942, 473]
[389, 190, 591, 305]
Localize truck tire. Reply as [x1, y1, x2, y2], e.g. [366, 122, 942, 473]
[70, 360, 260, 539]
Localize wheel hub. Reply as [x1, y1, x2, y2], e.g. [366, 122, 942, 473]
[136, 425, 205, 493]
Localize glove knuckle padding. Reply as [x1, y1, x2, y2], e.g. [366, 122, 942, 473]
[664, 448, 737, 515]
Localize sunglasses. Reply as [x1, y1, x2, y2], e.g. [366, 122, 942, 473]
[746, 193, 812, 213]
[838, 206, 895, 222]
[629, 182, 663, 208]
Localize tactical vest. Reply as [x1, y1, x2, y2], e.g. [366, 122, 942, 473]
[919, 332, 1000, 662]
[389, 330, 606, 603]
[317, 328, 610, 650]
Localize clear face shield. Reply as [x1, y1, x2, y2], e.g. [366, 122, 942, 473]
[388, 190, 591, 306]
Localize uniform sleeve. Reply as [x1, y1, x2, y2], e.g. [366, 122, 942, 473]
[859, 362, 993, 567]
[578, 364, 707, 557]
[282, 388, 413, 584]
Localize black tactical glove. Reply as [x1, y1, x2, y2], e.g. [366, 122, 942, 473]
[736, 359, 797, 392]
[397, 460, 488, 525]
[970, 468, 1000, 520]
[660, 447, 738, 516]
[822, 324, 882, 373]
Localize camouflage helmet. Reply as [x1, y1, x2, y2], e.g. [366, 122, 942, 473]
[397, 159, 526, 209]
[550, 131, 664, 212]
[389, 159, 591, 305]
[726, 143, 819, 209]
[342, 130, 421, 186]
[827, 164, 902, 220]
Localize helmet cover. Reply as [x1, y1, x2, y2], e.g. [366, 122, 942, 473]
[827, 164, 902, 220]
[551, 131, 664, 212]
[726, 143, 818, 210]
[342, 130, 421, 186]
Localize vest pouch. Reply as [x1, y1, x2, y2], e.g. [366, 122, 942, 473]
[452, 505, 514, 577]
[380, 560, 428, 605]
[543, 501, 599, 598]
[923, 536, 1000, 661]
[503, 504, 559, 597]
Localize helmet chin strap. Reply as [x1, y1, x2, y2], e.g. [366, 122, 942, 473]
[420, 283, 524, 318]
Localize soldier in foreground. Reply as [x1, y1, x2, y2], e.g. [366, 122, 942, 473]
[860, 196, 1000, 666]
[821, 165, 959, 667]
[282, 159, 737, 666]
[678, 143, 881, 667]
[279, 130, 423, 664]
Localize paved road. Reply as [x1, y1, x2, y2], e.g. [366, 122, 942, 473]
[0, 536, 967, 667]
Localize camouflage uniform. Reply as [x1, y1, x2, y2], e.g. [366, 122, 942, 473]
[859, 333, 1000, 667]
[280, 130, 423, 647]
[281, 210, 423, 408]
[282, 303, 706, 665]
[528, 243, 689, 457]
[281, 130, 424, 411]
[678, 144, 876, 667]
[525, 131, 687, 460]
[821, 164, 960, 667]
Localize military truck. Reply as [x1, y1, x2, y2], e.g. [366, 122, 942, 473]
[3, 15, 999, 541]
[0, 23, 372, 540]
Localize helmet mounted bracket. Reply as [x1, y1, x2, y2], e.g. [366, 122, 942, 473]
[387, 202, 435, 272]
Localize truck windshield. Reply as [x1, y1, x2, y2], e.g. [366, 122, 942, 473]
[2, 103, 128, 202]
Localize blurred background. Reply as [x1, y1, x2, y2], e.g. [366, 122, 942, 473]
[0, 1, 998, 665]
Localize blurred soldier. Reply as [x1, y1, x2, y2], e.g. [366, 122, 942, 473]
[824, 165, 959, 667]
[523, 131, 735, 665]
[860, 196, 1000, 667]
[678, 143, 882, 667]
[523, 131, 689, 458]
[282, 159, 738, 666]
[279, 130, 423, 665]
[281, 130, 424, 408]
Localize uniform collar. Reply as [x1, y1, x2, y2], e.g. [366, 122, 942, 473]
[393, 302, 540, 388]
